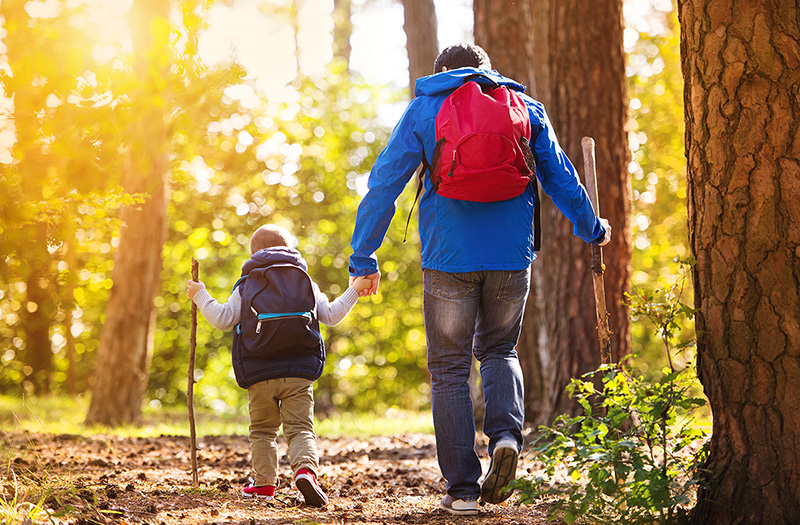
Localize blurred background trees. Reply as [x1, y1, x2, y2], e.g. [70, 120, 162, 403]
[0, 0, 691, 426]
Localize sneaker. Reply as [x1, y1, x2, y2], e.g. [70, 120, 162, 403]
[295, 468, 328, 507]
[480, 440, 519, 504]
[440, 494, 479, 516]
[242, 479, 275, 501]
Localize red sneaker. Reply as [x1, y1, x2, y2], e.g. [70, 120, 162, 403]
[242, 480, 275, 501]
[295, 468, 328, 507]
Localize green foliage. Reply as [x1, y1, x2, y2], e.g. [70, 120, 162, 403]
[150, 57, 427, 415]
[0, 0, 429, 414]
[0, 0, 135, 394]
[512, 268, 708, 524]
[626, 2, 694, 376]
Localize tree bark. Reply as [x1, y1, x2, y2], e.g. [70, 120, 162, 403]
[24, 224, 54, 395]
[679, 1, 800, 522]
[475, 0, 631, 426]
[85, 0, 170, 426]
[333, 0, 352, 68]
[401, 0, 438, 97]
[2, 0, 56, 395]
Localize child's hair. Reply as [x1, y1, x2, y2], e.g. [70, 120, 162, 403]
[250, 224, 293, 253]
[434, 43, 492, 73]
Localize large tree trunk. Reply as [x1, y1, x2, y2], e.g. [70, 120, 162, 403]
[474, 0, 544, 423]
[680, 1, 800, 523]
[85, 0, 170, 426]
[332, 0, 352, 67]
[475, 0, 631, 426]
[24, 225, 54, 394]
[401, 0, 438, 97]
[2, 0, 56, 394]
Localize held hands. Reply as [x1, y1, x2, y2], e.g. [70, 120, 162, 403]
[598, 218, 612, 247]
[351, 276, 373, 294]
[186, 279, 206, 299]
[350, 271, 381, 297]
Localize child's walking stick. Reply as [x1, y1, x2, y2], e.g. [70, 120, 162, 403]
[188, 257, 199, 488]
[581, 137, 613, 365]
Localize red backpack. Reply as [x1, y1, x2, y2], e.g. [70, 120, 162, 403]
[407, 74, 541, 249]
[431, 77, 535, 201]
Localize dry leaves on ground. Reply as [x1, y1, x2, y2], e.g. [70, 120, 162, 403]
[3, 432, 561, 525]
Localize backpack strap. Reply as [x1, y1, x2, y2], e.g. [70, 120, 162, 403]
[403, 144, 432, 243]
[233, 275, 247, 291]
[404, 74, 500, 243]
[533, 176, 542, 252]
[520, 135, 542, 252]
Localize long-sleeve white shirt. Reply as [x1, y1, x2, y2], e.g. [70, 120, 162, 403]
[192, 283, 359, 331]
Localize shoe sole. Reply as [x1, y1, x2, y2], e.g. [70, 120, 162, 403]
[241, 492, 274, 501]
[439, 502, 479, 516]
[296, 476, 328, 507]
[480, 445, 519, 504]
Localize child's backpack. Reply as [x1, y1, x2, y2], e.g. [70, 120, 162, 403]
[407, 73, 541, 250]
[232, 260, 322, 359]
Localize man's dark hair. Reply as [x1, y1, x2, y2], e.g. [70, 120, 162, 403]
[434, 43, 492, 73]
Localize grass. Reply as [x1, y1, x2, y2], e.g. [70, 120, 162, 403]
[0, 466, 84, 525]
[0, 394, 433, 438]
[317, 408, 434, 437]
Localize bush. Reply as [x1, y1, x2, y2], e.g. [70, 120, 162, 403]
[512, 264, 708, 524]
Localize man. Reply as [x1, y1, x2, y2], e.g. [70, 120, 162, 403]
[348, 43, 611, 515]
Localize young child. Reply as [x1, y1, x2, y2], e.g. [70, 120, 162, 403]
[187, 224, 371, 506]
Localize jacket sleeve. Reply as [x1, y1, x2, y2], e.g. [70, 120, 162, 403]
[528, 101, 606, 244]
[348, 100, 425, 276]
[192, 287, 241, 330]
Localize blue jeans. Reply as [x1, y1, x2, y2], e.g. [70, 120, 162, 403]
[423, 268, 529, 500]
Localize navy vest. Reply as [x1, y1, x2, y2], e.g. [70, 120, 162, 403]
[231, 247, 324, 388]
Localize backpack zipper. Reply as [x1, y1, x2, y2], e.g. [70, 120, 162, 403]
[251, 306, 312, 334]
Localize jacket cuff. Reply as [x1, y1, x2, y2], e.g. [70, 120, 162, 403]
[340, 285, 360, 306]
[348, 261, 378, 276]
[192, 288, 213, 307]
[590, 219, 606, 245]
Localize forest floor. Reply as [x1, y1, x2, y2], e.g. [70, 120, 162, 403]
[3, 431, 562, 525]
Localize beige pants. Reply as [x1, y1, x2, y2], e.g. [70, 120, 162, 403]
[247, 377, 318, 487]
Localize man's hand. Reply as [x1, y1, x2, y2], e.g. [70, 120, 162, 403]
[598, 218, 612, 246]
[351, 276, 373, 294]
[186, 279, 206, 299]
[350, 272, 381, 297]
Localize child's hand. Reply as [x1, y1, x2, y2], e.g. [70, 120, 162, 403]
[351, 276, 373, 294]
[186, 280, 206, 299]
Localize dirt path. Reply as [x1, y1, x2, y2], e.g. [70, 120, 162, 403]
[4, 432, 558, 524]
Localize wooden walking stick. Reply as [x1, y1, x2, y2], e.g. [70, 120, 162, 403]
[581, 137, 613, 365]
[188, 257, 199, 488]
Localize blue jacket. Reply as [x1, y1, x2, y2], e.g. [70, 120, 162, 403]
[348, 67, 605, 276]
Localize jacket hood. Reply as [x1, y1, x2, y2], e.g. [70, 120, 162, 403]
[243, 247, 307, 275]
[414, 67, 526, 97]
